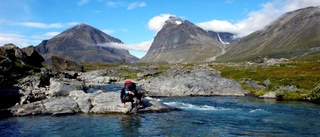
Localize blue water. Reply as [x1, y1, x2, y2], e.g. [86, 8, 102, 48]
[1, 85, 320, 137]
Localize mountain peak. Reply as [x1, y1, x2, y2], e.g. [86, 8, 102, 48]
[141, 18, 224, 63]
[165, 16, 183, 25]
[35, 24, 139, 63]
[51, 23, 123, 45]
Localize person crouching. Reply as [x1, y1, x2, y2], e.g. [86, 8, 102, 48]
[120, 80, 142, 110]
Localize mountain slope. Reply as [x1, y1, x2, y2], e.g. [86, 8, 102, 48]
[35, 24, 139, 63]
[140, 17, 224, 63]
[216, 6, 320, 62]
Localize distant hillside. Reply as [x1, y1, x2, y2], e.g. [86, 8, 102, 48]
[35, 24, 139, 63]
[140, 17, 224, 63]
[216, 6, 320, 62]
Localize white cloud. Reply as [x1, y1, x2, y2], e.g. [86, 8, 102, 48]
[148, 14, 175, 32]
[127, 2, 147, 10]
[78, 0, 90, 6]
[197, 0, 320, 37]
[0, 33, 31, 48]
[0, 31, 61, 48]
[0, 20, 83, 29]
[106, 1, 126, 8]
[16, 22, 64, 29]
[197, 20, 239, 34]
[99, 40, 153, 52]
[43, 32, 60, 38]
[67, 22, 82, 27]
[106, 1, 146, 10]
[102, 29, 115, 34]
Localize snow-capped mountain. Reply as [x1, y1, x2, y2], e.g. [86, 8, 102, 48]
[140, 16, 224, 63]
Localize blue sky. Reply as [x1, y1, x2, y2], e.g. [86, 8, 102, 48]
[1, 0, 320, 58]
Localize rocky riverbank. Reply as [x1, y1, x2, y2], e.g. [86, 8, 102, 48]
[8, 90, 177, 116]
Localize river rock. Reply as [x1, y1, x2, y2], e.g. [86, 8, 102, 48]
[42, 97, 80, 115]
[141, 66, 249, 97]
[10, 101, 48, 116]
[68, 90, 92, 113]
[138, 99, 176, 113]
[259, 91, 277, 99]
[90, 91, 130, 113]
[48, 78, 86, 97]
[78, 69, 122, 85]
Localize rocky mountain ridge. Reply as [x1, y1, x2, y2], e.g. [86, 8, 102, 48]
[216, 6, 320, 62]
[140, 16, 225, 63]
[35, 24, 139, 63]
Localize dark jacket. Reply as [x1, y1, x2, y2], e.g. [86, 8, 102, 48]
[120, 83, 138, 103]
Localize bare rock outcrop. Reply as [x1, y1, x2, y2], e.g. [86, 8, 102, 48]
[141, 66, 249, 97]
[51, 56, 84, 72]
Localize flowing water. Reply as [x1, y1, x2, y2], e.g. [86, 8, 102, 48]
[1, 85, 320, 137]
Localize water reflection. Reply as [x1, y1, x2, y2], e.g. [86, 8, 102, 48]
[119, 115, 141, 137]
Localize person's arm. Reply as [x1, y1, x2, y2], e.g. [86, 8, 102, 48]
[120, 88, 125, 103]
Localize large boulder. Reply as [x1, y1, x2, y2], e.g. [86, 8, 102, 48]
[0, 44, 27, 64]
[10, 101, 48, 116]
[17, 75, 48, 104]
[42, 97, 80, 115]
[0, 44, 44, 67]
[141, 66, 249, 97]
[68, 90, 92, 113]
[51, 56, 84, 72]
[78, 69, 122, 85]
[90, 91, 129, 113]
[48, 78, 86, 97]
[10, 97, 80, 116]
[21, 46, 45, 67]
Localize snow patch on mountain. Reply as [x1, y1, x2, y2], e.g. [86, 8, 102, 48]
[175, 20, 182, 25]
[217, 33, 230, 45]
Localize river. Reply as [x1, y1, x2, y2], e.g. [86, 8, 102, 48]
[1, 85, 320, 136]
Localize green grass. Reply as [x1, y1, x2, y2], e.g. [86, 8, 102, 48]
[83, 62, 171, 80]
[82, 62, 125, 71]
[213, 61, 320, 100]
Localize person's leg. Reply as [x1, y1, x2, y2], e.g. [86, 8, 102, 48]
[134, 93, 142, 109]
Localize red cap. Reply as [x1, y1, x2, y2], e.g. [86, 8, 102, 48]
[124, 80, 132, 86]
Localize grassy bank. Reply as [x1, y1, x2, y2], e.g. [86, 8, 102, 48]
[213, 61, 320, 101]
